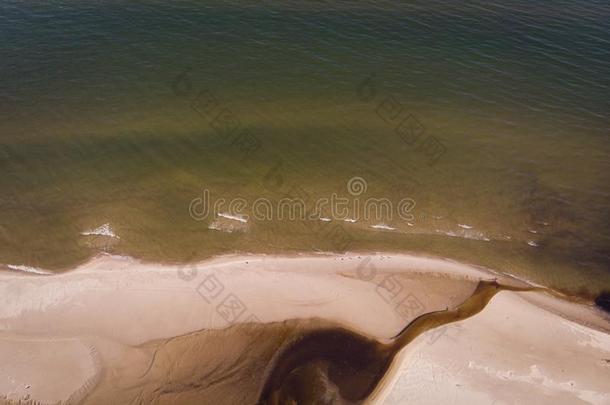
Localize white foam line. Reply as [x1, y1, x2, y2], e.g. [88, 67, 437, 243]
[7, 264, 52, 275]
[81, 223, 120, 239]
[217, 213, 248, 223]
[439, 230, 491, 242]
[501, 271, 544, 288]
[343, 218, 357, 223]
[371, 224, 396, 231]
[208, 223, 234, 233]
[319, 217, 332, 222]
[458, 224, 474, 229]
[527, 240, 539, 247]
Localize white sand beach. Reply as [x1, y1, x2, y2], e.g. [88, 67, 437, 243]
[371, 290, 610, 405]
[0, 253, 608, 404]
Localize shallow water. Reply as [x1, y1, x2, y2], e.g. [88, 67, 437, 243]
[1, 1, 609, 295]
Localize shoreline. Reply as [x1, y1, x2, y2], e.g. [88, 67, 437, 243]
[1, 249, 601, 308]
[0, 252, 608, 403]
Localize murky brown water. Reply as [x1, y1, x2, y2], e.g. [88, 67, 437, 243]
[2, 0, 609, 296]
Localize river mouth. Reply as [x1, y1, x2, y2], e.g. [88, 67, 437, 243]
[257, 280, 531, 404]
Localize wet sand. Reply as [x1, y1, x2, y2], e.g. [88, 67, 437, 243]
[0, 253, 608, 404]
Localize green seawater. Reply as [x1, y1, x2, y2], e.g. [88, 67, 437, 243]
[1, 1, 609, 295]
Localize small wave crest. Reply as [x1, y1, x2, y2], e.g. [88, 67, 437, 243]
[371, 224, 397, 231]
[81, 224, 120, 239]
[218, 213, 248, 223]
[6, 264, 52, 275]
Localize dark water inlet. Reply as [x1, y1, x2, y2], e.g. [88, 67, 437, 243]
[258, 281, 533, 404]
